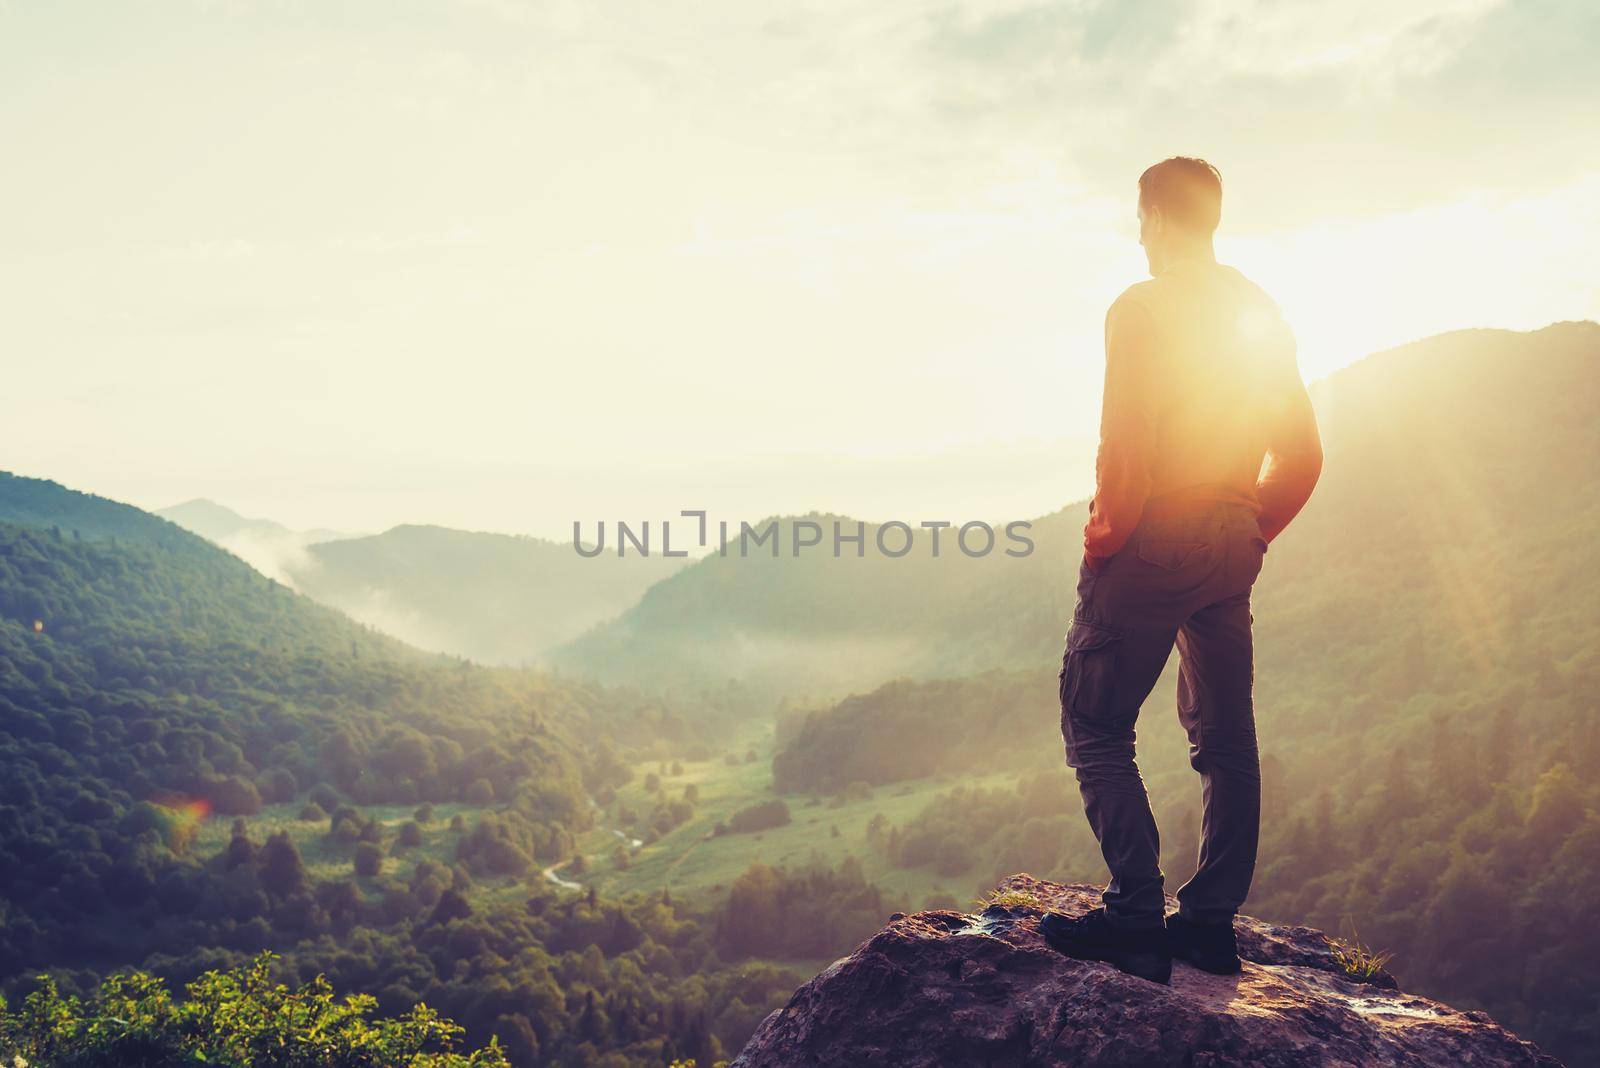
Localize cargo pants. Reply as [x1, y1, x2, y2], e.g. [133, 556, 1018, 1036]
[1059, 499, 1269, 929]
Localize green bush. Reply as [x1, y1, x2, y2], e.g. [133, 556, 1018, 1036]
[727, 800, 790, 835]
[0, 951, 509, 1066]
[354, 842, 384, 877]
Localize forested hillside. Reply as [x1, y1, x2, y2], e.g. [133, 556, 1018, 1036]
[1, 473, 197, 549]
[0, 474, 805, 1065]
[553, 512, 1058, 698]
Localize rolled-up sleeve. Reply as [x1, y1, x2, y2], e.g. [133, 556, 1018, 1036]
[1083, 294, 1159, 559]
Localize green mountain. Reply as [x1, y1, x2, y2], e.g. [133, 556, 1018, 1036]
[0, 471, 628, 968]
[0, 472, 790, 1066]
[286, 524, 689, 666]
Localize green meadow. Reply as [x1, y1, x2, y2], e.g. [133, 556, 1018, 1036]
[566, 723, 1020, 910]
[192, 721, 1021, 917]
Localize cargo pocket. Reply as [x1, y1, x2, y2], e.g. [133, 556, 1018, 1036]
[1060, 618, 1124, 766]
[1060, 617, 1124, 717]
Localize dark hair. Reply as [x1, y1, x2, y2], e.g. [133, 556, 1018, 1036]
[1138, 157, 1222, 234]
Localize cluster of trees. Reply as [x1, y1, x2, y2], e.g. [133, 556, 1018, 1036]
[628, 773, 699, 841]
[1, 783, 812, 1066]
[861, 774, 1083, 883]
[719, 800, 791, 836]
[454, 810, 573, 878]
[716, 857, 884, 959]
[0, 952, 512, 1067]
[772, 672, 1047, 793]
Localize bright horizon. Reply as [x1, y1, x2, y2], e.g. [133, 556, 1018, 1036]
[4, 1, 1598, 541]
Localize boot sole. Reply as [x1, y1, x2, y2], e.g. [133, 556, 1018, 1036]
[1105, 948, 1173, 985]
[1172, 946, 1242, 975]
[1041, 928, 1173, 985]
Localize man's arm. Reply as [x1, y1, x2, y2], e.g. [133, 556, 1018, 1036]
[1083, 295, 1159, 560]
[1254, 343, 1323, 544]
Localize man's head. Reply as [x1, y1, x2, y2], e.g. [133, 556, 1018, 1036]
[1137, 156, 1221, 275]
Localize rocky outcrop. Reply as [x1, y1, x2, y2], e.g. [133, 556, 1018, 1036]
[732, 875, 1560, 1068]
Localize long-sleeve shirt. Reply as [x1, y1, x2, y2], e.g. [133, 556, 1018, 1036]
[1082, 258, 1323, 560]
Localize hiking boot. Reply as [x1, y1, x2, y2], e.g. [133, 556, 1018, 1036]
[1166, 912, 1242, 974]
[1039, 907, 1172, 985]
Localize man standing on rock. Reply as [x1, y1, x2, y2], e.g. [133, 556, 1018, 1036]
[1040, 157, 1323, 984]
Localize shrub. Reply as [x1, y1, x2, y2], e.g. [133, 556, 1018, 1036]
[727, 800, 791, 835]
[257, 767, 299, 804]
[207, 775, 263, 817]
[0, 951, 508, 1066]
[841, 780, 874, 803]
[355, 842, 384, 877]
[258, 832, 309, 898]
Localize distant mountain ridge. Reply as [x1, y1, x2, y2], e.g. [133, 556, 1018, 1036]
[157, 498, 354, 587]
[286, 523, 688, 666]
[156, 500, 688, 666]
[159, 498, 293, 542]
[159, 498, 352, 545]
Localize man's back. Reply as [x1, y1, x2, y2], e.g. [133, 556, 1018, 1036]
[1085, 258, 1319, 557]
[1118, 261, 1297, 510]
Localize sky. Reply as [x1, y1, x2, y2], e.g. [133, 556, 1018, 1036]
[3, 0, 1597, 541]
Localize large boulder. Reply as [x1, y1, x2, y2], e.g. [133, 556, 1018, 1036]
[732, 874, 1559, 1067]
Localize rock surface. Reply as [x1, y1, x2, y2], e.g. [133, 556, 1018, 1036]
[732, 874, 1560, 1068]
